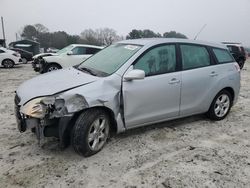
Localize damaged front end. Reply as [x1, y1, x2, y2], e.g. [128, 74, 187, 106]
[14, 94, 89, 147]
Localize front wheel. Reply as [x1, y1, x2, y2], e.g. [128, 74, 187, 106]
[45, 64, 61, 72]
[207, 90, 232, 120]
[71, 109, 110, 157]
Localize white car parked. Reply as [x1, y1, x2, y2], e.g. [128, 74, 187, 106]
[0, 47, 22, 68]
[39, 44, 103, 73]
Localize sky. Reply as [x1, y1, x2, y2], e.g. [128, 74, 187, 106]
[0, 0, 250, 46]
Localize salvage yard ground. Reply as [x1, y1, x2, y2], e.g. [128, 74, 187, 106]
[0, 60, 250, 188]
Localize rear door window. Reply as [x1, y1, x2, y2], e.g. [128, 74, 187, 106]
[180, 44, 210, 70]
[212, 48, 234, 63]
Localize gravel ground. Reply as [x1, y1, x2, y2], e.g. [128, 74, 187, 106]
[0, 60, 250, 188]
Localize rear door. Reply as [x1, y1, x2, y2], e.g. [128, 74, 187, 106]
[122, 44, 181, 128]
[179, 44, 219, 116]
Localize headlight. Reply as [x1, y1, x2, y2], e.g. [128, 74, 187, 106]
[21, 96, 55, 118]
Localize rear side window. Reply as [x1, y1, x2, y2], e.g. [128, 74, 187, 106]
[227, 45, 239, 53]
[180, 45, 210, 70]
[213, 48, 234, 63]
[86, 47, 101, 55]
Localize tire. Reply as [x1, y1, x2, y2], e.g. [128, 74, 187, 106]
[45, 64, 61, 72]
[22, 58, 27, 64]
[2, 59, 14, 68]
[207, 90, 232, 120]
[238, 60, 245, 69]
[71, 109, 110, 157]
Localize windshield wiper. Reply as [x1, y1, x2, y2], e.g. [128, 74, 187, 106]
[78, 67, 97, 76]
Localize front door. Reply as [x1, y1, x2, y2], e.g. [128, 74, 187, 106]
[122, 44, 181, 128]
[64, 47, 91, 66]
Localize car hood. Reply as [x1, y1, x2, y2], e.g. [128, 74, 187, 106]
[16, 67, 99, 105]
[43, 54, 65, 62]
[33, 53, 57, 59]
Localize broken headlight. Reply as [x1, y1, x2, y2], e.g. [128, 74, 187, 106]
[21, 96, 55, 118]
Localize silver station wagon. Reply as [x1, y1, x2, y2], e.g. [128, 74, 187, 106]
[14, 38, 240, 156]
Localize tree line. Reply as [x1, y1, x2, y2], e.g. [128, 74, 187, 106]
[20, 24, 188, 50]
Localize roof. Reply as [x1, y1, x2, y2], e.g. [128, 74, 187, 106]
[118, 38, 227, 49]
[222, 42, 243, 47]
[70, 44, 104, 49]
[9, 39, 40, 46]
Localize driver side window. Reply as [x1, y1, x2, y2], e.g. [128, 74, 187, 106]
[134, 44, 176, 76]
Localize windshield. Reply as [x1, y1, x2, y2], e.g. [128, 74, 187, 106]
[56, 45, 74, 55]
[78, 43, 142, 75]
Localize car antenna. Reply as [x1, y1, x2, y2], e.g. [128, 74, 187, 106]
[194, 24, 207, 40]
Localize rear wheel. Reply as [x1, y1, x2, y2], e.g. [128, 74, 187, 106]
[45, 64, 61, 72]
[207, 90, 232, 120]
[2, 59, 14, 68]
[71, 109, 110, 157]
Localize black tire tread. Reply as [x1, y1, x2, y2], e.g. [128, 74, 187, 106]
[207, 90, 232, 121]
[71, 109, 109, 157]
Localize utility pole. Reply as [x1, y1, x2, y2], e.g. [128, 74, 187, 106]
[1, 16, 6, 47]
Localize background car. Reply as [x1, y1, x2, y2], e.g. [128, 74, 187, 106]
[222, 42, 247, 69]
[0, 47, 22, 68]
[38, 44, 103, 73]
[10, 48, 33, 64]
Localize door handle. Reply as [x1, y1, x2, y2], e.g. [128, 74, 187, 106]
[168, 78, 180, 84]
[210, 71, 218, 77]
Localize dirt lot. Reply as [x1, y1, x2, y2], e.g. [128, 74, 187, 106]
[0, 60, 250, 188]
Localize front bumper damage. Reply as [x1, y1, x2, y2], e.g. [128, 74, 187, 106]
[14, 94, 79, 148]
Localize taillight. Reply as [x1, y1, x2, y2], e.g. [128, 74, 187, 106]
[234, 63, 240, 72]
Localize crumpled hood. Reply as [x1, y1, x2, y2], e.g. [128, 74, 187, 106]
[16, 67, 99, 105]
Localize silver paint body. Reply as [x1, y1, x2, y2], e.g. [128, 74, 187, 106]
[16, 38, 240, 133]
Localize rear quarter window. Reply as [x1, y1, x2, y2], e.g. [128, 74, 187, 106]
[212, 48, 234, 63]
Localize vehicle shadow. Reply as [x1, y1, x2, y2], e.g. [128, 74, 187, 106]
[0, 65, 24, 69]
[113, 114, 208, 139]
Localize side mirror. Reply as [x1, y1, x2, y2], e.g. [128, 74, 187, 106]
[124, 69, 145, 81]
[67, 51, 73, 55]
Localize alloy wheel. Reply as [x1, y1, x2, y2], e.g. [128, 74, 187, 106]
[48, 66, 58, 72]
[87, 116, 109, 151]
[214, 94, 230, 117]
